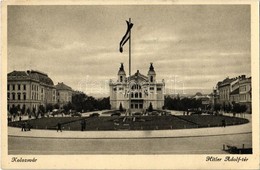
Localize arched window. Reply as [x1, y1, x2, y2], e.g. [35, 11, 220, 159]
[120, 76, 123, 82]
[131, 84, 141, 90]
[150, 76, 153, 82]
[135, 93, 138, 98]
[131, 92, 134, 98]
[139, 92, 142, 98]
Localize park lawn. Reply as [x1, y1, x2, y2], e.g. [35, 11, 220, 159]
[177, 115, 249, 128]
[8, 117, 83, 130]
[8, 115, 249, 131]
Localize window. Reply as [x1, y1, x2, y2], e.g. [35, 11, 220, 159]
[135, 93, 138, 98]
[12, 93, 15, 100]
[131, 84, 141, 90]
[12, 85, 15, 90]
[135, 104, 138, 109]
[150, 76, 153, 82]
[23, 84, 26, 90]
[23, 93, 26, 100]
[120, 76, 123, 82]
[18, 93, 21, 100]
[131, 92, 134, 98]
[157, 87, 162, 91]
[131, 104, 134, 109]
[7, 84, 10, 91]
[139, 92, 142, 98]
[139, 104, 143, 109]
[18, 84, 21, 90]
[7, 93, 10, 100]
[150, 87, 154, 90]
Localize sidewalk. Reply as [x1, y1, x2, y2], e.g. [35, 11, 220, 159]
[8, 115, 252, 139]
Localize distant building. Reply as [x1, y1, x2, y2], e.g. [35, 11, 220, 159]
[215, 75, 251, 112]
[7, 70, 56, 113]
[109, 63, 165, 113]
[55, 82, 73, 108]
[192, 92, 212, 110]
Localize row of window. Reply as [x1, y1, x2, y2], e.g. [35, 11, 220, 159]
[8, 92, 56, 101]
[131, 92, 142, 98]
[7, 84, 50, 92]
[220, 89, 229, 100]
[32, 84, 39, 91]
[8, 93, 26, 100]
[240, 85, 247, 92]
[131, 103, 143, 109]
[114, 86, 162, 91]
[8, 84, 26, 91]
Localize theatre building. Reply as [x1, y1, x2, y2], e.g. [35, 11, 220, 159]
[109, 63, 165, 112]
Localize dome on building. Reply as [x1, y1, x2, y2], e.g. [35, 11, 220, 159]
[118, 63, 126, 75]
[148, 63, 156, 75]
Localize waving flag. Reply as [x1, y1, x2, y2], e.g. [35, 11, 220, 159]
[119, 20, 133, 53]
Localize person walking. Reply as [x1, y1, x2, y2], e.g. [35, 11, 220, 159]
[81, 119, 86, 131]
[222, 119, 226, 128]
[83, 119, 86, 131]
[57, 122, 62, 132]
[21, 122, 26, 131]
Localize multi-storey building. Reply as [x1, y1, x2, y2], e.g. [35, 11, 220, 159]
[216, 75, 251, 112]
[55, 82, 73, 108]
[7, 70, 56, 114]
[109, 63, 165, 113]
[239, 77, 251, 111]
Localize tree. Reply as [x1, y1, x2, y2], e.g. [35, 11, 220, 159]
[240, 104, 247, 113]
[214, 103, 221, 111]
[10, 105, 18, 115]
[26, 108, 31, 115]
[232, 103, 247, 113]
[148, 102, 153, 112]
[96, 97, 111, 110]
[63, 102, 75, 113]
[119, 102, 123, 111]
[39, 105, 45, 113]
[72, 92, 87, 112]
[54, 103, 60, 109]
[21, 105, 26, 115]
[233, 104, 247, 113]
[32, 107, 39, 119]
[46, 104, 53, 112]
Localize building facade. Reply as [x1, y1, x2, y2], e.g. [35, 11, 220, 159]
[216, 75, 251, 112]
[239, 77, 251, 112]
[7, 70, 56, 114]
[55, 82, 73, 108]
[109, 63, 165, 113]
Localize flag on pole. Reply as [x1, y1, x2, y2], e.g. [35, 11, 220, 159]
[119, 20, 133, 53]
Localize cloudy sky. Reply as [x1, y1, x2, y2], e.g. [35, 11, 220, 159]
[8, 5, 251, 97]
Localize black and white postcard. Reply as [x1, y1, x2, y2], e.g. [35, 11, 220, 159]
[1, 0, 259, 169]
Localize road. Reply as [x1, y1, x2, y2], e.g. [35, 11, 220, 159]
[8, 132, 251, 154]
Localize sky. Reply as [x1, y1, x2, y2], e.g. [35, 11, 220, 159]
[7, 5, 251, 97]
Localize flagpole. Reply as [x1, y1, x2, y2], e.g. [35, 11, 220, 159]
[128, 18, 131, 117]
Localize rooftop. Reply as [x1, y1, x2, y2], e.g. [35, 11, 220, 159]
[8, 70, 54, 86]
[55, 82, 72, 91]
